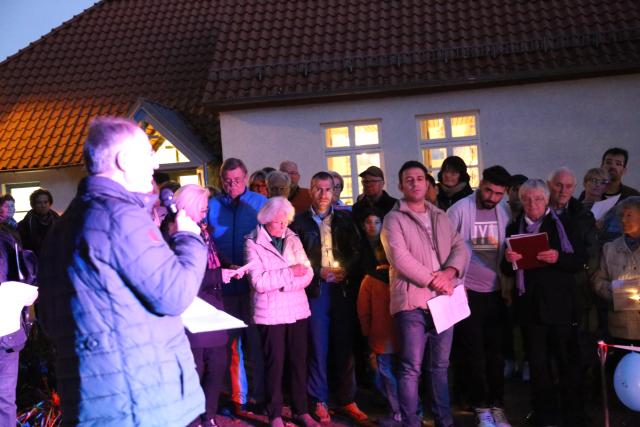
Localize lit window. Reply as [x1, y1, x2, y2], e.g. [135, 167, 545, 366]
[178, 175, 200, 186]
[324, 121, 383, 205]
[418, 112, 481, 187]
[156, 140, 190, 165]
[4, 183, 41, 222]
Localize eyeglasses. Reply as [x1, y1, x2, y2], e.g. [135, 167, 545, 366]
[362, 179, 383, 184]
[334, 185, 343, 190]
[588, 178, 609, 186]
[222, 178, 244, 186]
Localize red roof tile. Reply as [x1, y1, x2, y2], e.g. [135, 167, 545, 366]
[1, 0, 639, 171]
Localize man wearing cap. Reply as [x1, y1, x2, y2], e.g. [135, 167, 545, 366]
[280, 160, 313, 214]
[352, 166, 398, 229]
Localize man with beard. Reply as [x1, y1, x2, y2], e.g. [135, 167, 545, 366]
[447, 165, 512, 427]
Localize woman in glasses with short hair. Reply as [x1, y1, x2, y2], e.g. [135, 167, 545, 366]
[579, 168, 609, 210]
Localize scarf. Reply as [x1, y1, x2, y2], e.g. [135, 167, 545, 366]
[515, 209, 573, 296]
[200, 223, 221, 270]
[438, 181, 468, 198]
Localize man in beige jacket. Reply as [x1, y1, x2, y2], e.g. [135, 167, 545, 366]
[381, 160, 469, 427]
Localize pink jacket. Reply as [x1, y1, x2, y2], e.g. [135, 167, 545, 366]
[244, 225, 313, 325]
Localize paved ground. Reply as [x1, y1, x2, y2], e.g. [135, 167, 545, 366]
[214, 375, 640, 427]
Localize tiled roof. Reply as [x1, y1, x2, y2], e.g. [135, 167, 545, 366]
[203, 0, 640, 106]
[2, 1, 640, 171]
[0, 0, 221, 171]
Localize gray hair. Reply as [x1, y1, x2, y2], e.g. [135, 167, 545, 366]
[83, 117, 142, 175]
[266, 170, 290, 187]
[279, 160, 298, 171]
[329, 171, 344, 189]
[518, 179, 550, 201]
[547, 166, 576, 185]
[257, 196, 295, 225]
[618, 196, 640, 217]
[583, 167, 608, 183]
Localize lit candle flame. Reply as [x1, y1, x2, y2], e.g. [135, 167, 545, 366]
[332, 261, 340, 268]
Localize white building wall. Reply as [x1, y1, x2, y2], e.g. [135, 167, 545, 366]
[220, 74, 640, 199]
[0, 166, 86, 215]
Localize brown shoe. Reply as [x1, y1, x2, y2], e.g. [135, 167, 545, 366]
[313, 402, 331, 424]
[338, 402, 368, 422]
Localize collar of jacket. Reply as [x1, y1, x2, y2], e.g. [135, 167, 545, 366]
[78, 176, 156, 211]
[395, 198, 443, 221]
[252, 224, 297, 259]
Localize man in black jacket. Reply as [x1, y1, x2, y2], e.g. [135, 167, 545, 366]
[352, 166, 397, 229]
[290, 171, 367, 424]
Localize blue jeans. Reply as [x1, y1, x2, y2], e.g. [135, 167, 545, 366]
[375, 353, 400, 415]
[395, 309, 454, 427]
[308, 281, 356, 405]
[0, 350, 19, 427]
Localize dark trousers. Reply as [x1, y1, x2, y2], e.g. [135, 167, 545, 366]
[528, 323, 585, 427]
[0, 350, 19, 427]
[258, 319, 309, 419]
[192, 345, 228, 419]
[455, 290, 505, 407]
[308, 281, 357, 405]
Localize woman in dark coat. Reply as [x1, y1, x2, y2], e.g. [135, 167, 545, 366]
[502, 179, 586, 427]
[436, 156, 473, 211]
[164, 184, 234, 427]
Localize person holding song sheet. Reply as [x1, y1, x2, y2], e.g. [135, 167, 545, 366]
[501, 179, 586, 427]
[593, 196, 640, 343]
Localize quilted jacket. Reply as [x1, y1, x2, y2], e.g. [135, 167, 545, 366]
[38, 176, 207, 427]
[245, 225, 313, 325]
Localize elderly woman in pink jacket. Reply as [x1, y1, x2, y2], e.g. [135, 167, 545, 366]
[244, 197, 319, 427]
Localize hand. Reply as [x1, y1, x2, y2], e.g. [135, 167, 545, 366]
[537, 249, 559, 264]
[505, 248, 522, 263]
[320, 267, 346, 283]
[290, 264, 309, 277]
[430, 268, 456, 295]
[175, 209, 200, 235]
[222, 268, 244, 283]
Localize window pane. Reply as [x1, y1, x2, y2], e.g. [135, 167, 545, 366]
[452, 145, 478, 166]
[342, 176, 353, 201]
[422, 147, 447, 169]
[327, 155, 351, 177]
[326, 127, 350, 148]
[355, 152, 381, 175]
[178, 175, 199, 186]
[451, 115, 476, 138]
[156, 140, 190, 165]
[354, 124, 379, 146]
[468, 167, 480, 188]
[420, 118, 445, 140]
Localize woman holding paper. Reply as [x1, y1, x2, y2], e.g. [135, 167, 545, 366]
[244, 197, 318, 427]
[502, 179, 586, 427]
[593, 196, 640, 342]
[163, 184, 235, 427]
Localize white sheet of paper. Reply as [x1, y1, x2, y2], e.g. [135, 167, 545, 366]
[427, 285, 471, 334]
[181, 296, 247, 333]
[591, 195, 619, 221]
[0, 281, 38, 336]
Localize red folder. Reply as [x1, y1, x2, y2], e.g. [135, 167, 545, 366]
[506, 232, 550, 270]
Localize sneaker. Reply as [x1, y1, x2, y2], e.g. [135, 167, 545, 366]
[521, 361, 530, 382]
[490, 407, 511, 427]
[474, 408, 496, 427]
[338, 402, 368, 422]
[270, 417, 285, 427]
[313, 402, 331, 424]
[503, 359, 516, 378]
[295, 413, 321, 427]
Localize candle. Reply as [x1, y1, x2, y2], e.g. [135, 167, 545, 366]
[332, 261, 340, 268]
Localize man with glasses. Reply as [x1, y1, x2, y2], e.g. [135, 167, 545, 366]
[208, 158, 267, 415]
[352, 166, 398, 230]
[280, 160, 313, 214]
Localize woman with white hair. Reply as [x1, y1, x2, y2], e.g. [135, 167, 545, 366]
[244, 197, 318, 427]
[593, 196, 640, 342]
[502, 179, 586, 427]
[163, 184, 232, 427]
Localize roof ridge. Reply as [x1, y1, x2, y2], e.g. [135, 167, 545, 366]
[0, 0, 103, 66]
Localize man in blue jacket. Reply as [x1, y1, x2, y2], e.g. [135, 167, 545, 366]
[39, 117, 208, 427]
[207, 158, 267, 413]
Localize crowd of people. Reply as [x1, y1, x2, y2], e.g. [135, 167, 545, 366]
[1, 116, 639, 427]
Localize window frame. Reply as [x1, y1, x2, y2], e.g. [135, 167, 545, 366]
[323, 119, 384, 205]
[417, 111, 482, 188]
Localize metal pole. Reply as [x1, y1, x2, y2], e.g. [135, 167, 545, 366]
[597, 341, 610, 427]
